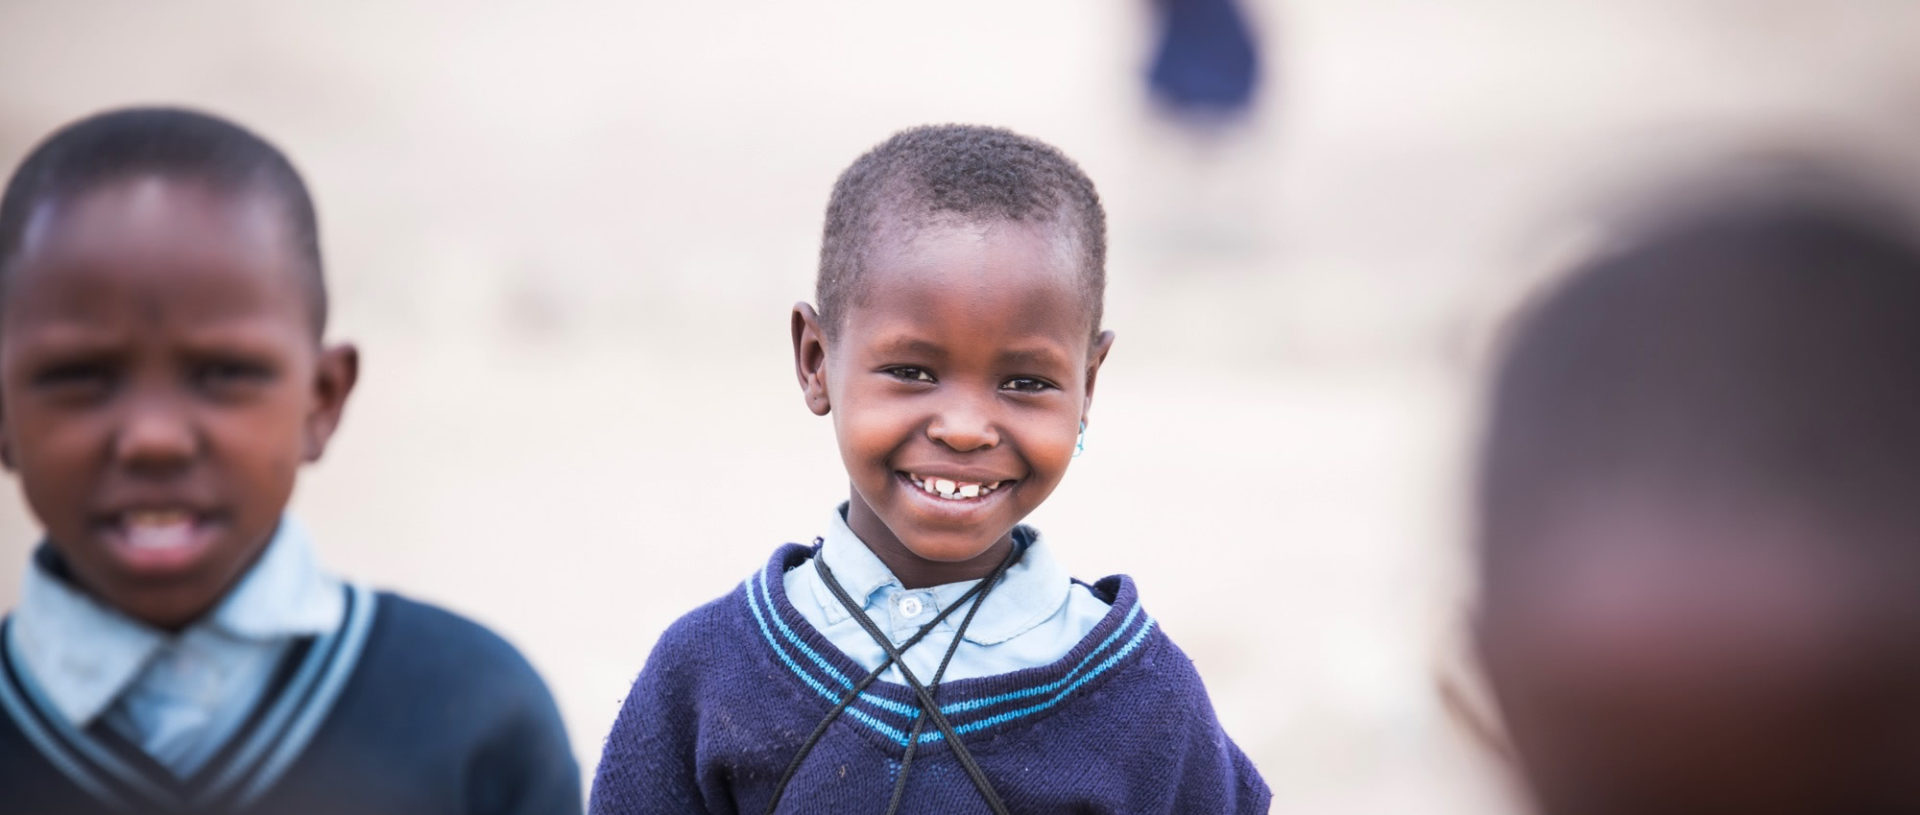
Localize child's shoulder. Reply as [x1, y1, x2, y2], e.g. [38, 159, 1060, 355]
[1064, 572, 1193, 684]
[359, 588, 558, 704]
[1047, 571, 1230, 723]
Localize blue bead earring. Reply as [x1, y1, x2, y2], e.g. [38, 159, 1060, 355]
[1073, 420, 1086, 458]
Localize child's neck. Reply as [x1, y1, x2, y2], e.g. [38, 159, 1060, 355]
[844, 500, 1015, 590]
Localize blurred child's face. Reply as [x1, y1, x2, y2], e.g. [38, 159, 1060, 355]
[793, 219, 1113, 588]
[1477, 493, 1920, 815]
[0, 176, 356, 630]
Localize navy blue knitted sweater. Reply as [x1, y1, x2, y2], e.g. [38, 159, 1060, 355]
[0, 585, 582, 815]
[590, 544, 1270, 814]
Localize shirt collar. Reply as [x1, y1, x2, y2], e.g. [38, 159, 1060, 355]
[810, 505, 1074, 646]
[203, 519, 344, 640]
[8, 517, 343, 727]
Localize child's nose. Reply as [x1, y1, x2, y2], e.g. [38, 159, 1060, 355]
[114, 394, 200, 473]
[926, 398, 1000, 452]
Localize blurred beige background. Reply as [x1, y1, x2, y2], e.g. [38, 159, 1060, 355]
[2, 1, 1918, 811]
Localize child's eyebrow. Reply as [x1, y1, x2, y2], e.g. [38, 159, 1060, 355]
[871, 337, 949, 360]
[867, 336, 1073, 370]
[996, 347, 1072, 370]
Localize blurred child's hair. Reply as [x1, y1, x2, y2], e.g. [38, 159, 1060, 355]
[816, 124, 1106, 338]
[1470, 168, 1920, 814]
[0, 106, 325, 333]
[1478, 177, 1920, 566]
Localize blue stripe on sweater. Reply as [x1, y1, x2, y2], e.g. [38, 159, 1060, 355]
[746, 572, 919, 718]
[742, 575, 916, 743]
[743, 563, 1156, 746]
[939, 603, 1145, 714]
[747, 568, 1140, 724]
[953, 616, 1158, 734]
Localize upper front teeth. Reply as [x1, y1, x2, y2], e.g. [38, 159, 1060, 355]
[127, 510, 192, 528]
[909, 475, 1002, 500]
[122, 510, 195, 550]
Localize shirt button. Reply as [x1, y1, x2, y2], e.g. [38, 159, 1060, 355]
[897, 595, 925, 618]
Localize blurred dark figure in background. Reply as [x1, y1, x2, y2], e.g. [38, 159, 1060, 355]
[1146, 0, 1261, 124]
[1474, 182, 1920, 815]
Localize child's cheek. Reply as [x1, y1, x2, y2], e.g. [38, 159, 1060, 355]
[205, 403, 303, 517]
[829, 408, 895, 485]
[1027, 422, 1079, 477]
[15, 412, 104, 525]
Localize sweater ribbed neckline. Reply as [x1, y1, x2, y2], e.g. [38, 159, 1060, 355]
[743, 543, 1160, 755]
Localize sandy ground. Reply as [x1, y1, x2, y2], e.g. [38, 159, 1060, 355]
[2, 2, 1917, 810]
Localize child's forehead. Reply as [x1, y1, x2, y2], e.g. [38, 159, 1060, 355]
[12, 176, 299, 283]
[1484, 486, 1920, 619]
[21, 174, 289, 255]
[1501, 486, 1859, 559]
[848, 218, 1090, 332]
[3, 176, 314, 331]
[868, 216, 1077, 274]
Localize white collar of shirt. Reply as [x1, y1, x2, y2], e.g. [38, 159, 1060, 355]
[809, 506, 1073, 646]
[9, 518, 344, 728]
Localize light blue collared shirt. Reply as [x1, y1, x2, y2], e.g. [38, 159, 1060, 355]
[782, 506, 1109, 684]
[8, 519, 343, 777]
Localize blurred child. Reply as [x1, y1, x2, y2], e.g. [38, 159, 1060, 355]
[590, 125, 1269, 814]
[1473, 185, 1920, 815]
[0, 107, 580, 815]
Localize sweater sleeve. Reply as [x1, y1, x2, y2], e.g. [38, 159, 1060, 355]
[461, 636, 584, 815]
[1157, 637, 1273, 814]
[588, 605, 728, 815]
[466, 676, 583, 815]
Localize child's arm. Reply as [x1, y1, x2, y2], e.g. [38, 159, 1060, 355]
[588, 613, 727, 815]
[377, 594, 584, 815]
[459, 636, 583, 815]
[1153, 639, 1274, 814]
[466, 682, 583, 815]
[1167, 708, 1272, 815]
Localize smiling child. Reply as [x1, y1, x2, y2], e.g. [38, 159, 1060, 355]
[0, 107, 580, 815]
[590, 125, 1269, 814]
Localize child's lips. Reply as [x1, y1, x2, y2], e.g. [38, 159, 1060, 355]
[94, 508, 224, 575]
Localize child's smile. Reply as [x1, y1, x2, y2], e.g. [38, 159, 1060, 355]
[895, 468, 1018, 524]
[794, 219, 1112, 588]
[901, 471, 1009, 501]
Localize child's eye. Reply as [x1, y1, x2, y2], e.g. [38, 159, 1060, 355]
[1001, 377, 1057, 393]
[193, 359, 277, 392]
[31, 362, 115, 396]
[886, 366, 937, 384]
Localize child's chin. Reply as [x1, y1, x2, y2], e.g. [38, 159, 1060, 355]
[83, 571, 233, 629]
[62, 527, 261, 624]
[898, 534, 1004, 565]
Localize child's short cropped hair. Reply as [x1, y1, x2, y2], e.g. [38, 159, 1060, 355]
[0, 106, 326, 333]
[816, 124, 1107, 337]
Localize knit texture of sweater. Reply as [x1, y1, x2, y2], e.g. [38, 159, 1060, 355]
[590, 544, 1271, 814]
[0, 586, 582, 815]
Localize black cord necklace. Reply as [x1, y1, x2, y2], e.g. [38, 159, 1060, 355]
[761, 540, 1021, 815]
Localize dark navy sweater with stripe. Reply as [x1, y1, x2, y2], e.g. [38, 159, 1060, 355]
[589, 544, 1271, 814]
[0, 586, 582, 815]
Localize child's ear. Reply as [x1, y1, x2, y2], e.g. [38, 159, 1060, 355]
[791, 302, 832, 416]
[303, 343, 360, 462]
[0, 407, 12, 472]
[1080, 330, 1116, 420]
